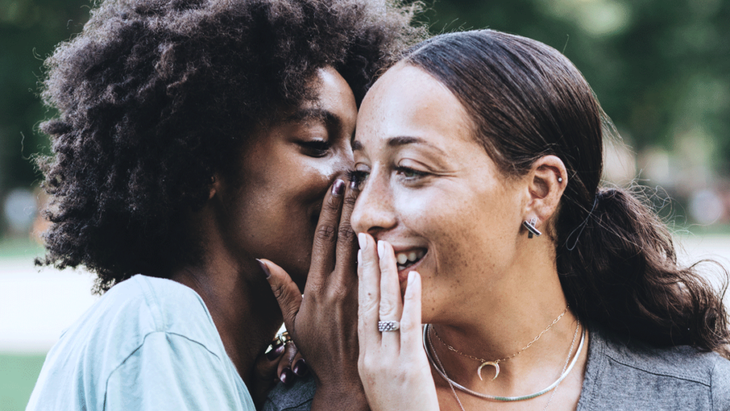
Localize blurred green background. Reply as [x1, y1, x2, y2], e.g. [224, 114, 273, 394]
[1, 0, 729, 409]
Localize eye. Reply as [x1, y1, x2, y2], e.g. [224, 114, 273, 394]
[396, 166, 426, 180]
[347, 169, 370, 189]
[298, 140, 330, 158]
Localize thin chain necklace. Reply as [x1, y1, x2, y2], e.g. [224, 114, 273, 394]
[424, 321, 585, 403]
[426, 322, 581, 411]
[432, 306, 569, 381]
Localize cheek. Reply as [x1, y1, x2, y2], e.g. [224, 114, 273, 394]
[402, 186, 521, 315]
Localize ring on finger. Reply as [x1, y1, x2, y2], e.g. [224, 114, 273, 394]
[272, 331, 292, 347]
[378, 320, 400, 332]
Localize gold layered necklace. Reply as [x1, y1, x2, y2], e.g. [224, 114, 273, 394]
[424, 321, 584, 410]
[431, 306, 569, 381]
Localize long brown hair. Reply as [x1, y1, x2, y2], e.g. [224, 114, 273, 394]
[403, 30, 730, 357]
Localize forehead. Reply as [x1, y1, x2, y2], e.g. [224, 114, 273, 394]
[292, 67, 357, 127]
[355, 63, 475, 151]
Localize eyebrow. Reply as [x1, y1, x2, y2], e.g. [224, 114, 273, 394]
[285, 108, 341, 129]
[352, 135, 446, 155]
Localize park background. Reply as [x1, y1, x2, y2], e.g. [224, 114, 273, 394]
[1, 0, 729, 409]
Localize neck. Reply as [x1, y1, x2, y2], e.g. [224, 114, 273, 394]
[171, 257, 283, 388]
[428, 246, 583, 397]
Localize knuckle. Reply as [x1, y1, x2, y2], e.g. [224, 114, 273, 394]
[360, 294, 379, 313]
[343, 193, 358, 209]
[315, 224, 338, 243]
[325, 283, 351, 302]
[270, 281, 286, 300]
[378, 299, 397, 316]
[337, 224, 357, 244]
[400, 317, 416, 332]
[324, 195, 342, 213]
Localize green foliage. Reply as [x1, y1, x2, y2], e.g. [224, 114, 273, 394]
[1, 0, 728, 227]
[0, 0, 90, 192]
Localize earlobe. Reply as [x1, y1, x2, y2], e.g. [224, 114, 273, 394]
[209, 174, 220, 200]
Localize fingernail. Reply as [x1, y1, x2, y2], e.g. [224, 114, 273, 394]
[349, 179, 359, 190]
[292, 358, 308, 376]
[280, 368, 294, 385]
[377, 240, 385, 259]
[332, 179, 345, 196]
[256, 259, 271, 279]
[266, 343, 285, 361]
[357, 249, 362, 265]
[357, 233, 367, 250]
[408, 271, 416, 285]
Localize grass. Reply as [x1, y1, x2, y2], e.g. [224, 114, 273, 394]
[0, 354, 46, 411]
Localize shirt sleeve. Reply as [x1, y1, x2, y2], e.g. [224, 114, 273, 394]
[104, 332, 254, 411]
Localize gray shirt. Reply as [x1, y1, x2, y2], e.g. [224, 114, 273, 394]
[264, 325, 730, 410]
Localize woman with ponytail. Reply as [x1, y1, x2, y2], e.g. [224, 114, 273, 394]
[350, 29, 730, 410]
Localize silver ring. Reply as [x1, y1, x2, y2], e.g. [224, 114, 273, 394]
[378, 320, 400, 332]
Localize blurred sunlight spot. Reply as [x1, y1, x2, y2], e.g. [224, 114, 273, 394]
[539, 0, 631, 37]
[689, 190, 724, 225]
[3, 189, 36, 234]
[639, 147, 673, 188]
[602, 136, 636, 185]
[578, 1, 631, 36]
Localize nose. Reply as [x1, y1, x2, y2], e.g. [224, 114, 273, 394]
[351, 171, 397, 236]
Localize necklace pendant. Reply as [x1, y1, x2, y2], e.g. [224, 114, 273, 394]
[477, 361, 500, 381]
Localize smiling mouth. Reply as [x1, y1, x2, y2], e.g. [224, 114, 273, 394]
[395, 248, 426, 272]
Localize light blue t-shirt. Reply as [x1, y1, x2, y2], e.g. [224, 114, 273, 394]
[27, 274, 256, 411]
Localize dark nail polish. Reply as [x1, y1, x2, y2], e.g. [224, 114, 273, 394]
[292, 358, 308, 376]
[280, 368, 294, 385]
[332, 179, 345, 196]
[266, 343, 285, 361]
[349, 179, 359, 190]
[256, 259, 271, 279]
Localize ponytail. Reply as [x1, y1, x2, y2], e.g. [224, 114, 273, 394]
[557, 187, 730, 357]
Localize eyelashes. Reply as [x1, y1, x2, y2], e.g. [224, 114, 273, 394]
[347, 166, 426, 190]
[299, 140, 330, 157]
[347, 169, 369, 189]
[395, 166, 426, 179]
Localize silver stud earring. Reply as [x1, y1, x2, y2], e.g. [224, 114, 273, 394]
[558, 177, 563, 183]
[523, 218, 542, 238]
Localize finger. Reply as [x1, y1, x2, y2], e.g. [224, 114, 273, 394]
[400, 271, 423, 359]
[250, 343, 285, 407]
[378, 240, 403, 349]
[307, 178, 346, 291]
[291, 352, 308, 377]
[277, 341, 299, 384]
[357, 233, 381, 350]
[256, 342, 285, 382]
[332, 180, 360, 283]
[259, 259, 302, 335]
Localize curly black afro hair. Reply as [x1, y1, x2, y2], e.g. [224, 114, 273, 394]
[36, 0, 425, 293]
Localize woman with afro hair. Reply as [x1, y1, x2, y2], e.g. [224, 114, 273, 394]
[27, 0, 424, 409]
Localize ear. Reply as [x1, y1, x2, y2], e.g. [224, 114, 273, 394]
[523, 155, 567, 233]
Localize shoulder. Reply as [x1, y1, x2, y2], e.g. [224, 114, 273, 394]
[578, 324, 730, 410]
[262, 374, 317, 411]
[28, 275, 235, 410]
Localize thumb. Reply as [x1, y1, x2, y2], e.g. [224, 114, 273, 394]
[250, 347, 283, 408]
[257, 259, 302, 333]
